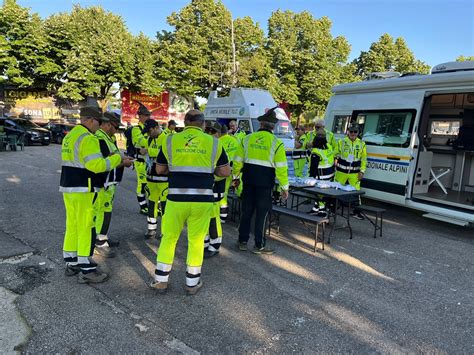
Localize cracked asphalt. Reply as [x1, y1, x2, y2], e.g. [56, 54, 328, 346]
[0, 145, 473, 353]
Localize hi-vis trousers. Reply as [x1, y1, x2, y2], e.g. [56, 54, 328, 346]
[218, 176, 232, 222]
[335, 171, 361, 190]
[63, 192, 97, 273]
[147, 182, 168, 233]
[155, 201, 213, 287]
[134, 161, 148, 210]
[94, 185, 116, 244]
[205, 201, 223, 252]
[293, 157, 307, 178]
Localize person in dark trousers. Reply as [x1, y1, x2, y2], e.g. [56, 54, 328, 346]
[233, 108, 289, 254]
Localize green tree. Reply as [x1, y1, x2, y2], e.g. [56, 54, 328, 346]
[456, 55, 474, 61]
[127, 32, 163, 95]
[233, 16, 274, 89]
[156, 0, 233, 97]
[0, 0, 54, 87]
[354, 33, 430, 77]
[266, 10, 355, 120]
[43, 5, 134, 108]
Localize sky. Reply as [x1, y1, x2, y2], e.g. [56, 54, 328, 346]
[17, 0, 474, 67]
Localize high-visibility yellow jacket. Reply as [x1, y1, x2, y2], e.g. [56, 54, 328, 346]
[163, 128, 175, 136]
[132, 123, 147, 162]
[309, 146, 335, 180]
[59, 125, 121, 193]
[219, 134, 239, 162]
[95, 128, 124, 186]
[233, 129, 289, 190]
[157, 126, 228, 202]
[305, 129, 337, 151]
[335, 136, 367, 174]
[146, 133, 168, 183]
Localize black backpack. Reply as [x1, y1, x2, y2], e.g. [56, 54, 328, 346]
[124, 126, 137, 157]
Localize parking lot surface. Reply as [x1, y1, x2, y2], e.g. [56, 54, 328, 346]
[0, 145, 473, 353]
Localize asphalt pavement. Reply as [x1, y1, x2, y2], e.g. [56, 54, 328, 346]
[0, 145, 473, 353]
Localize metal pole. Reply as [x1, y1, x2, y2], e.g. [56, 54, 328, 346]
[231, 18, 236, 87]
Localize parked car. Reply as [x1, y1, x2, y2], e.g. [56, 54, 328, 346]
[45, 122, 75, 144]
[0, 118, 52, 145]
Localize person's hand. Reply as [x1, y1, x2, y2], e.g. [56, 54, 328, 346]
[358, 172, 364, 181]
[280, 190, 289, 201]
[306, 141, 312, 149]
[121, 156, 134, 168]
[232, 179, 240, 188]
[139, 148, 148, 155]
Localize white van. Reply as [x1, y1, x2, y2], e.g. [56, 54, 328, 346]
[204, 88, 295, 149]
[325, 61, 474, 226]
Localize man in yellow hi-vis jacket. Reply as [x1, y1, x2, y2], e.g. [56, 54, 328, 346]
[335, 123, 367, 220]
[151, 110, 230, 295]
[233, 108, 289, 255]
[60, 106, 133, 284]
[94, 112, 131, 258]
[132, 103, 151, 214]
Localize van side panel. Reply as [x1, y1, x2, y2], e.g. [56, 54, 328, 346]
[325, 90, 425, 206]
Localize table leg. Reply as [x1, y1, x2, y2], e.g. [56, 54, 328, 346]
[328, 198, 337, 244]
[347, 200, 353, 239]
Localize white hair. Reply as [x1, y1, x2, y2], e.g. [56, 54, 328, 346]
[314, 119, 325, 127]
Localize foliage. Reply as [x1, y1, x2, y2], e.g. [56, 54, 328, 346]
[127, 32, 163, 96]
[43, 5, 135, 107]
[0, 0, 54, 87]
[354, 33, 430, 77]
[155, 0, 233, 97]
[1, 0, 435, 119]
[456, 55, 474, 62]
[266, 10, 355, 119]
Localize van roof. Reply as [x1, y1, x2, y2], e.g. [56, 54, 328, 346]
[333, 70, 474, 95]
[205, 88, 288, 120]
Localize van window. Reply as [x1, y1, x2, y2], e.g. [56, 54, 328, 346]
[354, 110, 415, 147]
[333, 115, 352, 134]
[238, 119, 251, 133]
[251, 119, 294, 139]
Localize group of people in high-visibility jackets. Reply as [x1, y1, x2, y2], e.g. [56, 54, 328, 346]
[294, 119, 367, 219]
[59, 104, 366, 294]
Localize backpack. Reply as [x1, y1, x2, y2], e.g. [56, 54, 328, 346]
[124, 126, 136, 157]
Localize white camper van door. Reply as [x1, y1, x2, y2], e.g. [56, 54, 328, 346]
[354, 109, 416, 203]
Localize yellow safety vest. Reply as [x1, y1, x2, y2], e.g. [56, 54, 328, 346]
[335, 136, 367, 174]
[59, 125, 121, 193]
[233, 130, 289, 190]
[162, 126, 224, 202]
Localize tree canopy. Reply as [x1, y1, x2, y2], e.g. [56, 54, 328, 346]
[353, 34, 431, 77]
[1, 0, 447, 117]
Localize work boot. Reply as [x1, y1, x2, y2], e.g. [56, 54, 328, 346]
[145, 229, 157, 239]
[185, 280, 203, 296]
[150, 280, 168, 293]
[204, 250, 219, 259]
[252, 246, 275, 255]
[238, 242, 247, 251]
[94, 244, 116, 258]
[77, 270, 109, 284]
[64, 264, 81, 277]
[139, 207, 148, 216]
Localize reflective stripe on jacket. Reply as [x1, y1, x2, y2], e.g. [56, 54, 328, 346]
[59, 125, 121, 193]
[233, 129, 289, 190]
[335, 136, 367, 174]
[162, 126, 224, 202]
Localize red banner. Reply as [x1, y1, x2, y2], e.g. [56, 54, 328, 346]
[121, 89, 170, 124]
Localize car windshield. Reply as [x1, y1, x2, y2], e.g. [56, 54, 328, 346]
[251, 119, 295, 139]
[16, 119, 41, 128]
